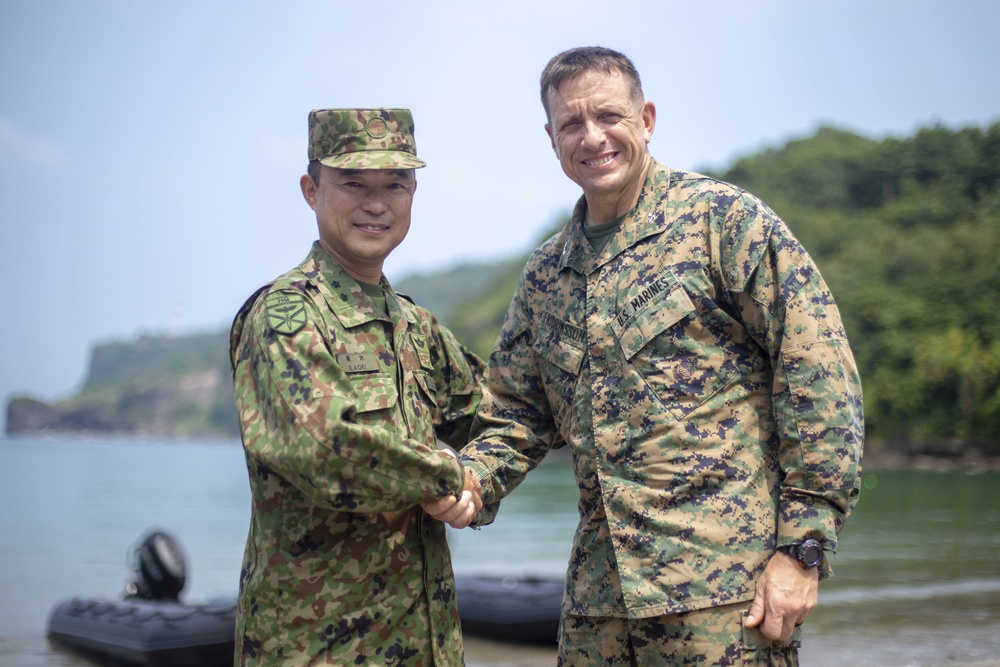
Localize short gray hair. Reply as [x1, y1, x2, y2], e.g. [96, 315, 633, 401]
[540, 46, 644, 121]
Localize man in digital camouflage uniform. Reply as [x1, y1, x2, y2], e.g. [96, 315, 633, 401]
[230, 108, 484, 666]
[444, 46, 864, 665]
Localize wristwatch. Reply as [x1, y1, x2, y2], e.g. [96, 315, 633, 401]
[777, 538, 824, 569]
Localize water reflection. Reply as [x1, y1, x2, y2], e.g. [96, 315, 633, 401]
[3, 439, 999, 667]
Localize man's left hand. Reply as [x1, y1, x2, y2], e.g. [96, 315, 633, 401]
[744, 550, 819, 641]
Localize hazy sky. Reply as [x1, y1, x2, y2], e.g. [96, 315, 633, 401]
[2, 0, 998, 430]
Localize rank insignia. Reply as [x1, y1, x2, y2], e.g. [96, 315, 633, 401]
[365, 116, 388, 139]
[265, 293, 307, 335]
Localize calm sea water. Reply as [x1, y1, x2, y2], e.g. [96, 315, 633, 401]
[2, 436, 999, 666]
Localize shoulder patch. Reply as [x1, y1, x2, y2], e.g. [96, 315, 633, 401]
[264, 292, 307, 335]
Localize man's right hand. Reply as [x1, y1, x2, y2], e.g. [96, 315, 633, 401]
[422, 466, 482, 529]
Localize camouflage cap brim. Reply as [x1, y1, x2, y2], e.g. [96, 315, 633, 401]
[308, 108, 427, 170]
[318, 150, 427, 170]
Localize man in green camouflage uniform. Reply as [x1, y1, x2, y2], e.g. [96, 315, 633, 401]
[445, 47, 864, 665]
[230, 108, 484, 666]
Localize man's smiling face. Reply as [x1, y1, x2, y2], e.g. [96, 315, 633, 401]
[302, 166, 416, 283]
[545, 69, 655, 223]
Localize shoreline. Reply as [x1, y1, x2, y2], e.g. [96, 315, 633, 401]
[5, 434, 1000, 474]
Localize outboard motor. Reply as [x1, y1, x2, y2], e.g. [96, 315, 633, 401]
[125, 529, 187, 601]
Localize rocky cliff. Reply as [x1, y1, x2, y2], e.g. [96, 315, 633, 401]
[5, 331, 238, 438]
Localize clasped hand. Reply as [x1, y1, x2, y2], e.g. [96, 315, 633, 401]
[421, 450, 482, 529]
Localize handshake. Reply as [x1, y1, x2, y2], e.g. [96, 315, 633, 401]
[420, 448, 482, 529]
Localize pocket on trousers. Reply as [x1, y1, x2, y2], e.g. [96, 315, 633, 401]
[741, 613, 801, 666]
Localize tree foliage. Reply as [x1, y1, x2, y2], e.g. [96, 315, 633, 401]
[433, 122, 1000, 451]
[714, 122, 1000, 448]
[11, 122, 998, 453]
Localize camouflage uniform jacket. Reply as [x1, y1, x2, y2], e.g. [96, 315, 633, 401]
[461, 161, 864, 620]
[230, 242, 484, 665]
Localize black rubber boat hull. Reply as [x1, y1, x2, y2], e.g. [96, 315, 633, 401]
[455, 574, 563, 645]
[47, 574, 563, 665]
[47, 595, 236, 667]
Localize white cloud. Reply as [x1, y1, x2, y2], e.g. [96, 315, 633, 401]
[0, 116, 69, 167]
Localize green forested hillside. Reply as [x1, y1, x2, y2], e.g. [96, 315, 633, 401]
[426, 122, 1000, 455]
[8, 122, 999, 463]
[714, 123, 1000, 451]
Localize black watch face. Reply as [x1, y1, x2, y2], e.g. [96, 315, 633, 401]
[800, 542, 823, 567]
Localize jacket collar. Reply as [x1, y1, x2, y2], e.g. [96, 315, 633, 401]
[558, 160, 672, 274]
[299, 242, 415, 329]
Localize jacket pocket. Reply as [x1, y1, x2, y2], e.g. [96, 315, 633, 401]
[532, 311, 586, 425]
[534, 310, 586, 375]
[346, 373, 399, 414]
[612, 282, 738, 421]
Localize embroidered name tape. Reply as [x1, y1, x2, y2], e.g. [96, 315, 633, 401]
[337, 352, 379, 373]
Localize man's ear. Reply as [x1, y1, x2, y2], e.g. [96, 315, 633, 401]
[545, 123, 557, 155]
[641, 101, 656, 144]
[300, 174, 318, 210]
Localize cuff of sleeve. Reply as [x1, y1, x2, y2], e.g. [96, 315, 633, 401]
[461, 459, 491, 485]
[778, 496, 840, 579]
[459, 458, 498, 527]
[436, 449, 466, 499]
[471, 501, 499, 528]
[777, 494, 841, 552]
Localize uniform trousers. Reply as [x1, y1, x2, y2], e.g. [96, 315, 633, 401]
[557, 600, 801, 667]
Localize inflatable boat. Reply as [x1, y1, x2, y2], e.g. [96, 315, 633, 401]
[47, 594, 236, 667]
[455, 573, 563, 645]
[47, 529, 236, 667]
[48, 530, 563, 666]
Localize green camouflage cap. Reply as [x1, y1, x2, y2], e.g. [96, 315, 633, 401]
[308, 108, 426, 169]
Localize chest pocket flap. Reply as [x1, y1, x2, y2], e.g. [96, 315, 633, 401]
[533, 311, 586, 376]
[346, 373, 398, 414]
[612, 284, 696, 360]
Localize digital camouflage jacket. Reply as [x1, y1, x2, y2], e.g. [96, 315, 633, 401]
[461, 162, 864, 620]
[230, 242, 484, 666]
